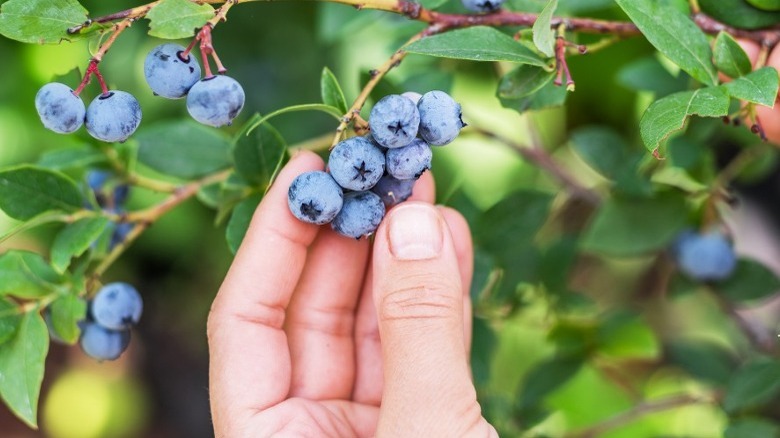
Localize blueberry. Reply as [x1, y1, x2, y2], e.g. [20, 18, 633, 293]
[386, 138, 432, 180]
[372, 174, 416, 207]
[186, 75, 245, 127]
[113, 184, 130, 207]
[79, 321, 131, 361]
[328, 136, 386, 191]
[417, 90, 465, 146]
[91, 282, 143, 330]
[401, 91, 423, 105]
[369, 94, 420, 149]
[110, 222, 133, 250]
[86, 170, 110, 192]
[676, 231, 737, 281]
[331, 191, 386, 239]
[461, 0, 504, 13]
[35, 82, 86, 134]
[288, 171, 344, 225]
[85, 91, 142, 143]
[144, 43, 201, 99]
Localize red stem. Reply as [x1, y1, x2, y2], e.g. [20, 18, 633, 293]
[73, 60, 109, 96]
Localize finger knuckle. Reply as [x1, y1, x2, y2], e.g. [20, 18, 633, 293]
[379, 277, 460, 323]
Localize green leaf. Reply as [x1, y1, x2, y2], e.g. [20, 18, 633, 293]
[321, 67, 348, 114]
[0, 310, 48, 428]
[713, 32, 753, 78]
[666, 339, 739, 385]
[723, 67, 779, 107]
[570, 127, 638, 181]
[716, 258, 780, 303]
[50, 217, 110, 274]
[498, 65, 556, 99]
[639, 87, 730, 153]
[725, 418, 780, 438]
[724, 357, 780, 413]
[517, 353, 584, 410]
[233, 118, 288, 188]
[615, 0, 719, 86]
[405, 27, 550, 67]
[748, 0, 780, 11]
[533, 0, 558, 57]
[581, 193, 688, 256]
[245, 104, 343, 135]
[0, 166, 84, 221]
[146, 0, 214, 39]
[419, 0, 449, 9]
[225, 193, 262, 255]
[700, 0, 780, 30]
[47, 294, 86, 345]
[617, 56, 690, 96]
[0, 0, 88, 44]
[475, 190, 554, 252]
[0, 251, 63, 299]
[37, 147, 105, 171]
[0, 299, 21, 346]
[499, 79, 568, 114]
[597, 312, 660, 360]
[136, 120, 232, 179]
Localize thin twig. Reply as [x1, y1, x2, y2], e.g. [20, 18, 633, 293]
[568, 394, 712, 438]
[330, 30, 425, 147]
[470, 126, 601, 205]
[89, 169, 232, 288]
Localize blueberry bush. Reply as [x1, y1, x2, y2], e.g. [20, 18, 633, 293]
[1, 0, 780, 435]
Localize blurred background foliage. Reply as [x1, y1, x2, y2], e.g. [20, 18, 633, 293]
[1, 0, 780, 436]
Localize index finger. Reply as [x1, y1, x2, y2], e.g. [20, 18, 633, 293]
[207, 151, 325, 435]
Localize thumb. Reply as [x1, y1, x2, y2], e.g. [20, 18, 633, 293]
[372, 202, 484, 437]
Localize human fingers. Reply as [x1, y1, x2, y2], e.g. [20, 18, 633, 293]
[285, 226, 370, 400]
[208, 151, 324, 435]
[351, 173, 435, 405]
[372, 202, 490, 436]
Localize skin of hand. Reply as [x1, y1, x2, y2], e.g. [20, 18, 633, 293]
[207, 150, 497, 437]
[730, 41, 780, 142]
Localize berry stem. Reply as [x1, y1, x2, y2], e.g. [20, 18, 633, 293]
[331, 31, 424, 148]
[73, 60, 109, 96]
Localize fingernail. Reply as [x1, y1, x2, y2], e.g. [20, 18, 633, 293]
[388, 203, 443, 260]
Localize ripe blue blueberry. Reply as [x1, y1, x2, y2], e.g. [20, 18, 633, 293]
[372, 174, 416, 207]
[288, 171, 344, 225]
[328, 136, 386, 191]
[369, 94, 420, 148]
[676, 231, 737, 281]
[417, 90, 465, 146]
[144, 43, 201, 99]
[113, 184, 130, 207]
[461, 0, 504, 13]
[87, 170, 110, 192]
[331, 191, 386, 239]
[85, 91, 142, 143]
[35, 82, 86, 134]
[79, 321, 131, 361]
[386, 138, 432, 180]
[91, 282, 143, 330]
[110, 222, 133, 250]
[186, 75, 245, 127]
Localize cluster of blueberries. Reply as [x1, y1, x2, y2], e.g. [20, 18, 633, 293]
[287, 90, 465, 238]
[77, 282, 143, 361]
[672, 229, 737, 281]
[34, 43, 245, 142]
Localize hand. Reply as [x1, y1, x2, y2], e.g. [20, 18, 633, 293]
[207, 151, 496, 437]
